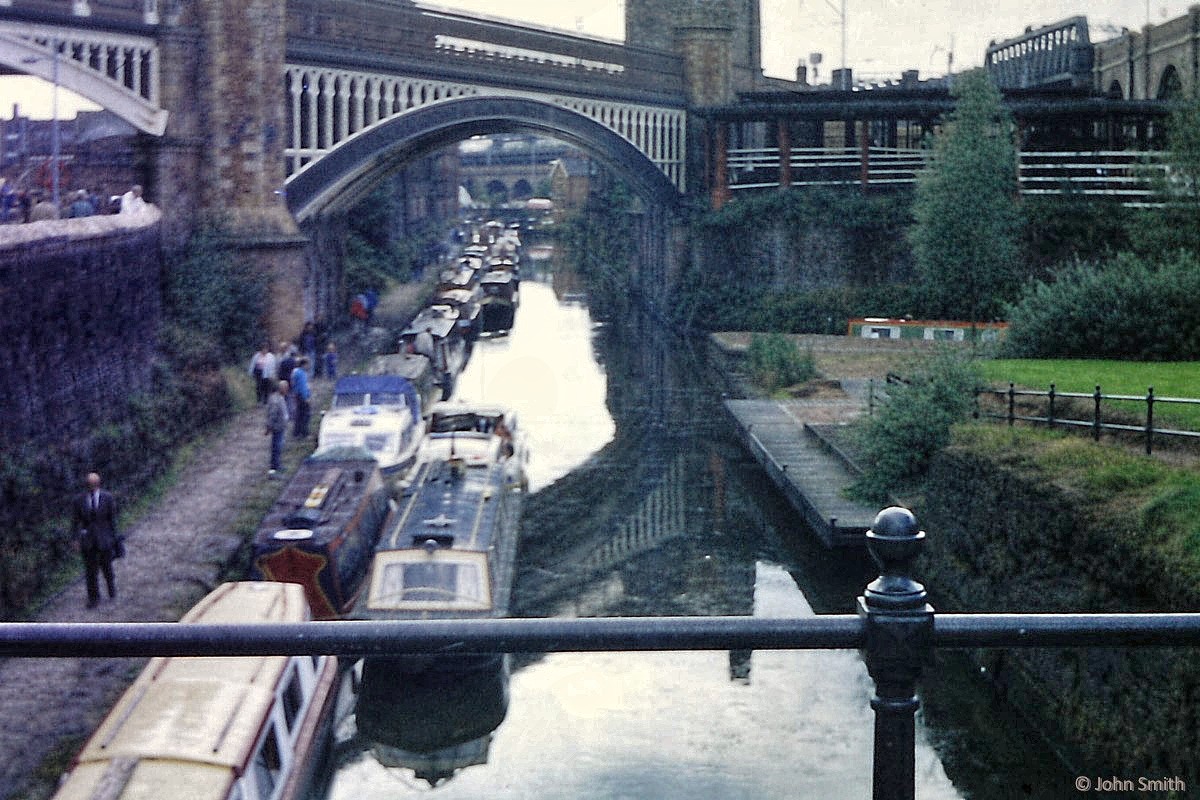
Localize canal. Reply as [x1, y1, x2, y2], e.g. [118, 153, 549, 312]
[321, 252, 1074, 799]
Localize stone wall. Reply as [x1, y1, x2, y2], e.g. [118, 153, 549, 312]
[920, 444, 1200, 780]
[0, 212, 162, 444]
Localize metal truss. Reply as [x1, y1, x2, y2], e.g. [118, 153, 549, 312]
[0, 19, 166, 135]
[283, 63, 687, 194]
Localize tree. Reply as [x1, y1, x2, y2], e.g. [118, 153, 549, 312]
[909, 69, 1021, 321]
[1129, 91, 1200, 255]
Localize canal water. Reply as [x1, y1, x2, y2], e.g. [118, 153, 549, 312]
[321, 253, 1073, 799]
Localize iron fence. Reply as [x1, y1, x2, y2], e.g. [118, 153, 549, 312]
[975, 382, 1200, 454]
[2, 508, 1199, 800]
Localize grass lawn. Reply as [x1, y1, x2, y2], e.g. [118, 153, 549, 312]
[979, 359, 1200, 431]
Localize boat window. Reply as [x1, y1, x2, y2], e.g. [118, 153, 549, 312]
[250, 724, 282, 800]
[332, 391, 368, 408]
[370, 392, 407, 406]
[430, 413, 479, 433]
[364, 434, 394, 453]
[281, 668, 305, 733]
[369, 552, 490, 611]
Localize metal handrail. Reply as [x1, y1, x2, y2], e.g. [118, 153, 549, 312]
[2, 612, 1199, 658]
[1, 508, 1197, 800]
[725, 147, 1166, 203]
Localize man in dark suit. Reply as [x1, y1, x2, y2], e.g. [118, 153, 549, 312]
[73, 472, 119, 609]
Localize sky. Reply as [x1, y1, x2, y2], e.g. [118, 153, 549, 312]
[1, 0, 1192, 120]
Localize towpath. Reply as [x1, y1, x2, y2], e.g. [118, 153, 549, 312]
[1, 280, 430, 800]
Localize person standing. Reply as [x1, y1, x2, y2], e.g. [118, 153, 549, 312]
[248, 343, 274, 404]
[73, 473, 119, 609]
[299, 322, 318, 377]
[291, 357, 312, 438]
[277, 343, 297, 394]
[67, 189, 95, 218]
[119, 184, 147, 215]
[265, 381, 290, 476]
[323, 342, 338, 382]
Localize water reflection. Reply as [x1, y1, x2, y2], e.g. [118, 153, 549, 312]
[321, 259, 1068, 798]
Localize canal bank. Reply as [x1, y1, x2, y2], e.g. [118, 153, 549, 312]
[709, 330, 1200, 786]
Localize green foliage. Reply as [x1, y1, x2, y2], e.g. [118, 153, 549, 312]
[910, 69, 1021, 320]
[342, 185, 430, 294]
[1020, 195, 1131, 278]
[164, 225, 267, 362]
[849, 350, 981, 502]
[746, 333, 817, 392]
[1155, 92, 1200, 202]
[677, 189, 916, 332]
[1124, 205, 1200, 258]
[1001, 251, 1200, 361]
[555, 181, 637, 306]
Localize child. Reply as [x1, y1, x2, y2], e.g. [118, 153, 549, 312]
[323, 342, 338, 381]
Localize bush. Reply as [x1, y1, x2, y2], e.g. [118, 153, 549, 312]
[1001, 251, 1200, 361]
[746, 333, 817, 392]
[849, 350, 981, 503]
[164, 226, 267, 362]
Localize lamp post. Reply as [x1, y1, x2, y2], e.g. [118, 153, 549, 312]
[19, 40, 61, 210]
[821, 0, 847, 73]
[50, 38, 60, 210]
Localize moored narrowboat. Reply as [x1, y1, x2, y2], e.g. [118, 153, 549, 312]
[354, 402, 526, 626]
[350, 403, 526, 775]
[250, 450, 396, 619]
[478, 268, 519, 334]
[51, 582, 338, 800]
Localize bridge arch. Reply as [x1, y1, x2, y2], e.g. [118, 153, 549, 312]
[0, 27, 167, 135]
[284, 95, 681, 222]
[1157, 64, 1183, 100]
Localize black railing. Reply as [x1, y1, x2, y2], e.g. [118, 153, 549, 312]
[3, 508, 1200, 800]
[975, 382, 1200, 454]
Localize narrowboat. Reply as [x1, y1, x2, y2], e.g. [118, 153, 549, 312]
[51, 582, 338, 800]
[398, 311, 468, 397]
[315, 374, 424, 476]
[354, 402, 526, 625]
[353, 657, 509, 786]
[847, 317, 1009, 342]
[351, 402, 525, 772]
[478, 265, 519, 334]
[434, 287, 483, 342]
[250, 450, 396, 619]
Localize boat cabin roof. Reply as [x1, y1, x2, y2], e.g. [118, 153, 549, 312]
[57, 583, 313, 800]
[480, 270, 515, 286]
[401, 315, 456, 339]
[253, 454, 385, 549]
[368, 353, 434, 384]
[331, 375, 420, 421]
[435, 288, 480, 306]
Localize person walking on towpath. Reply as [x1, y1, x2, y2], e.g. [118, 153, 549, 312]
[265, 380, 290, 476]
[72, 472, 120, 609]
